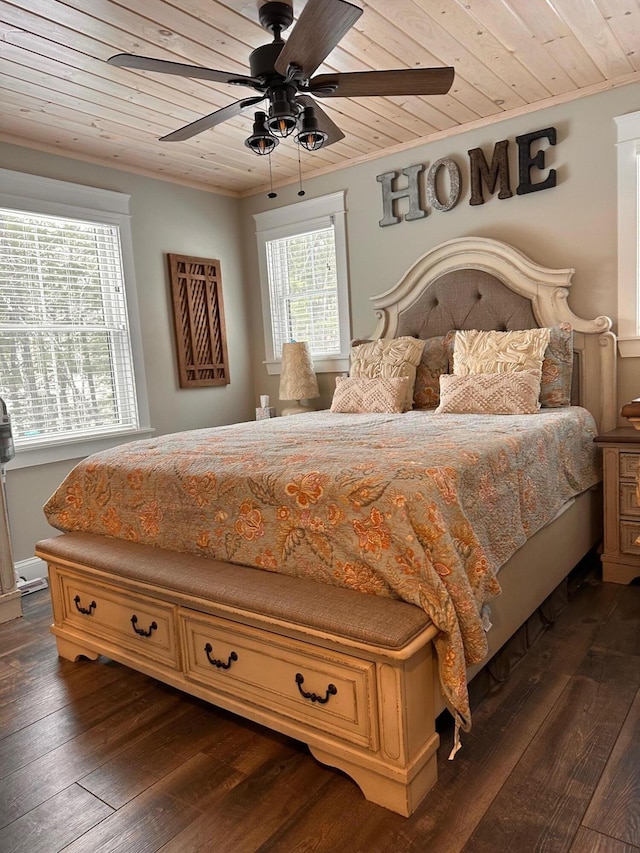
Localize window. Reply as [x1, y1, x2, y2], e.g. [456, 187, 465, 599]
[254, 191, 351, 374]
[615, 109, 640, 357]
[0, 169, 150, 468]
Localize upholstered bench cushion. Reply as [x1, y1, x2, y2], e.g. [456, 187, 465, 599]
[36, 533, 432, 651]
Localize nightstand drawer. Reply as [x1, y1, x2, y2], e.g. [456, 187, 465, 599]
[620, 481, 640, 517]
[620, 452, 640, 479]
[621, 521, 640, 555]
[60, 574, 179, 668]
[180, 609, 376, 749]
[595, 429, 640, 585]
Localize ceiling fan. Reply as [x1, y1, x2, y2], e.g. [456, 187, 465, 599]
[107, 0, 454, 155]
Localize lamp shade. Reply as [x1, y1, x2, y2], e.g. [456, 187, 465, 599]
[279, 342, 319, 406]
[245, 111, 278, 156]
[295, 106, 328, 151]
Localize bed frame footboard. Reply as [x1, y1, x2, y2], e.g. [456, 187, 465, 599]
[38, 533, 440, 817]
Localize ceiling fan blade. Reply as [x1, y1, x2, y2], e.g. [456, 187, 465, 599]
[160, 97, 265, 142]
[274, 0, 363, 80]
[107, 53, 260, 88]
[296, 95, 345, 146]
[309, 67, 455, 98]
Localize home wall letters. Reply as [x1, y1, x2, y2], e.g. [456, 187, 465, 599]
[377, 126, 557, 226]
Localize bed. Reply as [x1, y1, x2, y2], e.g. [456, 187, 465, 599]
[35, 236, 617, 817]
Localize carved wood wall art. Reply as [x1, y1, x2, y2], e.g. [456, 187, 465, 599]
[167, 254, 230, 388]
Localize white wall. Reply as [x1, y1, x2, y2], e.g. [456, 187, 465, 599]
[0, 142, 253, 563]
[3, 79, 640, 568]
[240, 81, 640, 413]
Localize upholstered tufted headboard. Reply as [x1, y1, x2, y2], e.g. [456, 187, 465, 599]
[366, 237, 617, 433]
[394, 269, 537, 339]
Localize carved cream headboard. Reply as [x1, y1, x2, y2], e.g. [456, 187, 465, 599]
[368, 237, 617, 433]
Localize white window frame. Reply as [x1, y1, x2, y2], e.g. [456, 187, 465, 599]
[615, 109, 640, 357]
[0, 168, 152, 469]
[253, 191, 351, 375]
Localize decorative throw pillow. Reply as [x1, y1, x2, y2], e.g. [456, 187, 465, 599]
[330, 376, 409, 413]
[435, 371, 542, 415]
[413, 335, 451, 409]
[540, 323, 573, 407]
[453, 328, 551, 378]
[350, 336, 426, 411]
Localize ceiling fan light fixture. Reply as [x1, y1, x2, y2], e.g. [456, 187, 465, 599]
[106, 0, 456, 161]
[266, 86, 298, 137]
[296, 128, 327, 151]
[245, 111, 279, 155]
[269, 115, 298, 138]
[295, 105, 328, 151]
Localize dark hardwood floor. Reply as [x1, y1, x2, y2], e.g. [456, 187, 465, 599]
[0, 561, 639, 853]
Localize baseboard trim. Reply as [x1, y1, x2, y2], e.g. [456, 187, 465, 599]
[0, 588, 22, 623]
[15, 555, 48, 583]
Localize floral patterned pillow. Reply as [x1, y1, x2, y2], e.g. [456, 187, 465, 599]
[413, 335, 450, 409]
[540, 323, 573, 407]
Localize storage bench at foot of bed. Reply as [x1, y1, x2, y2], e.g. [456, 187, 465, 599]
[37, 533, 440, 817]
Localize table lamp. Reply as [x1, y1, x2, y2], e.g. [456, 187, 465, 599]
[621, 397, 640, 430]
[279, 341, 319, 415]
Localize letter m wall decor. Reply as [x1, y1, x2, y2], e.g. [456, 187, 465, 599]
[167, 253, 230, 388]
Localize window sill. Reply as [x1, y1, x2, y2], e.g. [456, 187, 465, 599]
[8, 428, 155, 470]
[265, 356, 350, 376]
[617, 337, 640, 358]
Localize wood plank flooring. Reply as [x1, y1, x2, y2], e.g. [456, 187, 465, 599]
[0, 560, 638, 853]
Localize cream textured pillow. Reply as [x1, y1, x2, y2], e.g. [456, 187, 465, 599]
[435, 371, 542, 415]
[453, 328, 551, 378]
[330, 376, 409, 413]
[350, 336, 426, 411]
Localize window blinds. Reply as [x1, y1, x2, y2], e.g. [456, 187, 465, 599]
[265, 223, 340, 359]
[0, 209, 139, 446]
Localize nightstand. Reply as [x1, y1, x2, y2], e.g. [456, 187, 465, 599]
[594, 428, 640, 584]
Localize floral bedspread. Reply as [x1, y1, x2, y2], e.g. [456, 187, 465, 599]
[43, 408, 600, 727]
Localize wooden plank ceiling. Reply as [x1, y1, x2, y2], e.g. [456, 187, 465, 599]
[1, 0, 638, 197]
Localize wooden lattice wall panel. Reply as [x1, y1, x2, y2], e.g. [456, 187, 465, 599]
[168, 254, 230, 388]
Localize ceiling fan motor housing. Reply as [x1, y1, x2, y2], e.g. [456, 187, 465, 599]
[249, 41, 287, 84]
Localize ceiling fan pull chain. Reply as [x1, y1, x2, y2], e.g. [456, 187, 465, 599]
[297, 144, 306, 197]
[267, 152, 277, 199]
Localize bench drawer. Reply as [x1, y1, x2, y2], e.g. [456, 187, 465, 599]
[60, 573, 179, 668]
[179, 609, 376, 749]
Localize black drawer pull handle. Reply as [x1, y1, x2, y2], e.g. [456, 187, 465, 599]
[204, 643, 238, 670]
[295, 673, 337, 704]
[130, 615, 158, 637]
[74, 595, 96, 616]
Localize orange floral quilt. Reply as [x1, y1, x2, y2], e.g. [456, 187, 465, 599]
[44, 407, 600, 727]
